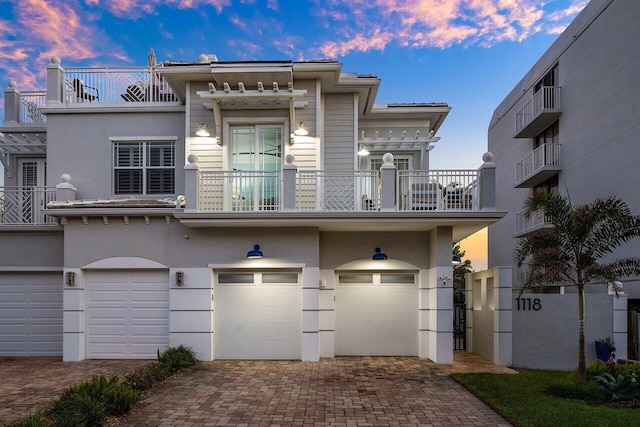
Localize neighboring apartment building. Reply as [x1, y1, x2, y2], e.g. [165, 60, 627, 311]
[488, 0, 639, 367]
[1, 53, 503, 362]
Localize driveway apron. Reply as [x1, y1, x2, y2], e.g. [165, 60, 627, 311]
[121, 357, 511, 426]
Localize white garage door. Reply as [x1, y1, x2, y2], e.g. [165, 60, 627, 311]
[215, 272, 301, 360]
[0, 272, 63, 356]
[86, 270, 169, 359]
[335, 272, 418, 356]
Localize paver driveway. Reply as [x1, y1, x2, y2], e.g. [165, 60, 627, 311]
[121, 357, 512, 426]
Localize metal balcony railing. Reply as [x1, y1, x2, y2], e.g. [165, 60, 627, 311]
[297, 170, 379, 211]
[198, 170, 281, 212]
[19, 91, 47, 124]
[0, 187, 57, 225]
[515, 208, 551, 236]
[515, 143, 561, 186]
[63, 67, 180, 104]
[398, 170, 478, 211]
[515, 86, 561, 136]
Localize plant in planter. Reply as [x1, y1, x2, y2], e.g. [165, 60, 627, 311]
[596, 337, 616, 362]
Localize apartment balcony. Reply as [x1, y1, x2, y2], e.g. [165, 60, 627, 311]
[514, 143, 561, 188]
[514, 86, 561, 138]
[514, 208, 553, 237]
[0, 187, 57, 227]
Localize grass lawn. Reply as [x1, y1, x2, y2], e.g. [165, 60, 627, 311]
[452, 369, 639, 427]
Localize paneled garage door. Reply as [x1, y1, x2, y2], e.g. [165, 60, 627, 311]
[86, 270, 169, 359]
[0, 272, 63, 356]
[215, 272, 301, 360]
[335, 272, 418, 356]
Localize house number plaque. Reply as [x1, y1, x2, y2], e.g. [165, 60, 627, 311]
[515, 297, 542, 311]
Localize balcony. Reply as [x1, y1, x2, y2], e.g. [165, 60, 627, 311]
[514, 86, 561, 138]
[190, 168, 480, 213]
[515, 143, 561, 188]
[0, 187, 57, 226]
[60, 67, 181, 104]
[514, 208, 552, 237]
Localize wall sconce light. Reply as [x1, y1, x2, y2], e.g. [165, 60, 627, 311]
[452, 255, 462, 265]
[176, 271, 185, 286]
[372, 247, 388, 260]
[196, 124, 210, 137]
[247, 244, 263, 259]
[294, 121, 308, 136]
[65, 271, 76, 286]
[290, 133, 295, 146]
[439, 275, 451, 286]
[357, 143, 370, 156]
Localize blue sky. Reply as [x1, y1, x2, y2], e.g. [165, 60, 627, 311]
[1, 0, 588, 170]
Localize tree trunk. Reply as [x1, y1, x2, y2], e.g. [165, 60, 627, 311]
[577, 286, 586, 383]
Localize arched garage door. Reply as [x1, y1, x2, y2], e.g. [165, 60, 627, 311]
[86, 270, 169, 359]
[335, 272, 418, 356]
[215, 271, 301, 360]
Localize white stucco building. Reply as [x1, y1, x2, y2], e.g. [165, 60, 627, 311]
[1, 54, 506, 363]
[487, 0, 638, 367]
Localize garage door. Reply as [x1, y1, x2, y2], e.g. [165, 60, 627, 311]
[215, 272, 301, 360]
[0, 272, 63, 356]
[335, 272, 418, 356]
[86, 270, 169, 359]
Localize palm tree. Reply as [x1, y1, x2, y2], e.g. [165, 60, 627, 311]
[514, 191, 640, 383]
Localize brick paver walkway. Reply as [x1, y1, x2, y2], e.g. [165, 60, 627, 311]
[121, 357, 512, 426]
[0, 357, 150, 424]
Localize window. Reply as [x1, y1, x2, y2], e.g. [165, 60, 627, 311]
[113, 141, 175, 194]
[534, 121, 559, 148]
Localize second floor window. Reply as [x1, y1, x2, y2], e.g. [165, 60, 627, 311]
[114, 141, 175, 194]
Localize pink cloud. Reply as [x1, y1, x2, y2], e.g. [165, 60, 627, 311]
[315, 0, 551, 57]
[96, 0, 231, 17]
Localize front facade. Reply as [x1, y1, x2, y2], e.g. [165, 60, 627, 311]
[488, 0, 639, 366]
[1, 53, 503, 362]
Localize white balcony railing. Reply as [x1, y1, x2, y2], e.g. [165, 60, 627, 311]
[515, 143, 561, 185]
[19, 91, 47, 124]
[297, 170, 379, 211]
[515, 208, 550, 235]
[515, 86, 561, 135]
[198, 170, 281, 212]
[191, 168, 485, 213]
[398, 170, 478, 211]
[63, 67, 180, 104]
[0, 187, 57, 225]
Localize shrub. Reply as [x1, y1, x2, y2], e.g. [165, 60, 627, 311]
[616, 363, 640, 378]
[5, 411, 51, 427]
[157, 345, 198, 374]
[594, 372, 640, 402]
[124, 362, 171, 391]
[48, 375, 140, 422]
[586, 360, 609, 379]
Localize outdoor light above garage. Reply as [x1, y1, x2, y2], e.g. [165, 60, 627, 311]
[372, 247, 388, 260]
[247, 244, 264, 259]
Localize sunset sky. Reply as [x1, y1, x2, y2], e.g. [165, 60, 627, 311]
[0, 0, 589, 265]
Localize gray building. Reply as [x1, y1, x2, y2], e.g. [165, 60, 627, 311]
[487, 0, 638, 368]
[1, 54, 504, 362]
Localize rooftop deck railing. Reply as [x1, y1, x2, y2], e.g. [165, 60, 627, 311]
[19, 91, 47, 124]
[0, 187, 57, 225]
[198, 170, 281, 212]
[63, 67, 180, 104]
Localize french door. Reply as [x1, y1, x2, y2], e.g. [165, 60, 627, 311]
[17, 159, 47, 224]
[229, 125, 283, 210]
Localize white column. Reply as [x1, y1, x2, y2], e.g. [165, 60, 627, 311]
[380, 153, 396, 211]
[282, 155, 297, 211]
[184, 155, 199, 212]
[63, 268, 85, 361]
[493, 267, 513, 366]
[56, 174, 77, 201]
[4, 81, 20, 124]
[319, 269, 335, 357]
[613, 293, 628, 360]
[478, 152, 496, 211]
[46, 56, 65, 104]
[301, 267, 320, 362]
[169, 268, 214, 361]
